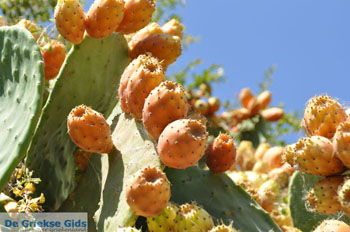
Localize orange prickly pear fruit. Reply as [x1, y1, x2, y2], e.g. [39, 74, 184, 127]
[268, 163, 295, 187]
[74, 149, 91, 172]
[85, 0, 124, 38]
[116, 0, 155, 34]
[307, 176, 344, 215]
[231, 108, 251, 124]
[41, 40, 66, 81]
[239, 88, 255, 108]
[255, 143, 271, 161]
[16, 19, 40, 40]
[247, 99, 260, 116]
[334, 121, 350, 168]
[206, 133, 236, 174]
[194, 99, 209, 115]
[67, 105, 114, 153]
[129, 23, 182, 67]
[207, 97, 220, 114]
[126, 167, 170, 217]
[283, 136, 344, 176]
[303, 95, 347, 138]
[236, 141, 256, 171]
[157, 119, 208, 169]
[338, 178, 350, 215]
[313, 220, 350, 232]
[262, 146, 284, 171]
[118, 54, 165, 119]
[161, 18, 184, 38]
[142, 81, 189, 140]
[261, 107, 284, 122]
[256, 90, 272, 110]
[54, 0, 86, 44]
[0, 16, 5, 26]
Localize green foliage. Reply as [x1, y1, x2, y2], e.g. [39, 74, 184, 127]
[0, 26, 44, 191]
[166, 167, 282, 232]
[0, 0, 56, 24]
[94, 113, 163, 231]
[169, 60, 225, 88]
[288, 171, 350, 232]
[26, 33, 129, 210]
[264, 111, 302, 146]
[153, 0, 185, 23]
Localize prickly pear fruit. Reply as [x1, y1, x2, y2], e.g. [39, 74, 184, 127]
[209, 224, 238, 232]
[303, 95, 347, 138]
[119, 55, 165, 119]
[175, 202, 214, 232]
[194, 99, 209, 115]
[307, 176, 344, 215]
[41, 40, 66, 81]
[158, 119, 207, 169]
[230, 108, 251, 124]
[129, 23, 182, 67]
[334, 121, 350, 168]
[116, 0, 155, 34]
[206, 133, 236, 174]
[147, 202, 179, 232]
[236, 141, 256, 171]
[257, 179, 280, 212]
[281, 226, 302, 232]
[117, 227, 141, 232]
[256, 90, 272, 110]
[252, 161, 269, 174]
[239, 88, 254, 108]
[161, 18, 184, 38]
[143, 81, 189, 140]
[338, 178, 350, 215]
[283, 136, 345, 176]
[126, 167, 170, 217]
[54, 0, 86, 44]
[268, 163, 294, 187]
[261, 107, 284, 122]
[313, 220, 350, 232]
[0, 16, 5, 26]
[16, 19, 40, 40]
[255, 143, 271, 161]
[262, 146, 284, 171]
[207, 97, 220, 114]
[67, 105, 113, 153]
[85, 0, 124, 38]
[73, 149, 91, 172]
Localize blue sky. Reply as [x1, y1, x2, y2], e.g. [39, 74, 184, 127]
[167, 1, 350, 111]
[85, 0, 349, 142]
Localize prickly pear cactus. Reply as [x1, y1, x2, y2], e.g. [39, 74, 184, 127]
[26, 33, 129, 210]
[94, 113, 162, 231]
[166, 167, 282, 232]
[288, 171, 350, 232]
[0, 26, 44, 190]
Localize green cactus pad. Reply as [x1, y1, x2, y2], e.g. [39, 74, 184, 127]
[26, 33, 129, 210]
[289, 171, 350, 232]
[58, 105, 123, 232]
[166, 167, 282, 232]
[94, 113, 162, 231]
[0, 26, 44, 190]
[58, 154, 102, 232]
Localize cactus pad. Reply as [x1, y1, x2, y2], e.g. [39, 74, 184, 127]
[166, 167, 282, 232]
[26, 33, 129, 210]
[0, 26, 44, 190]
[288, 171, 350, 231]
